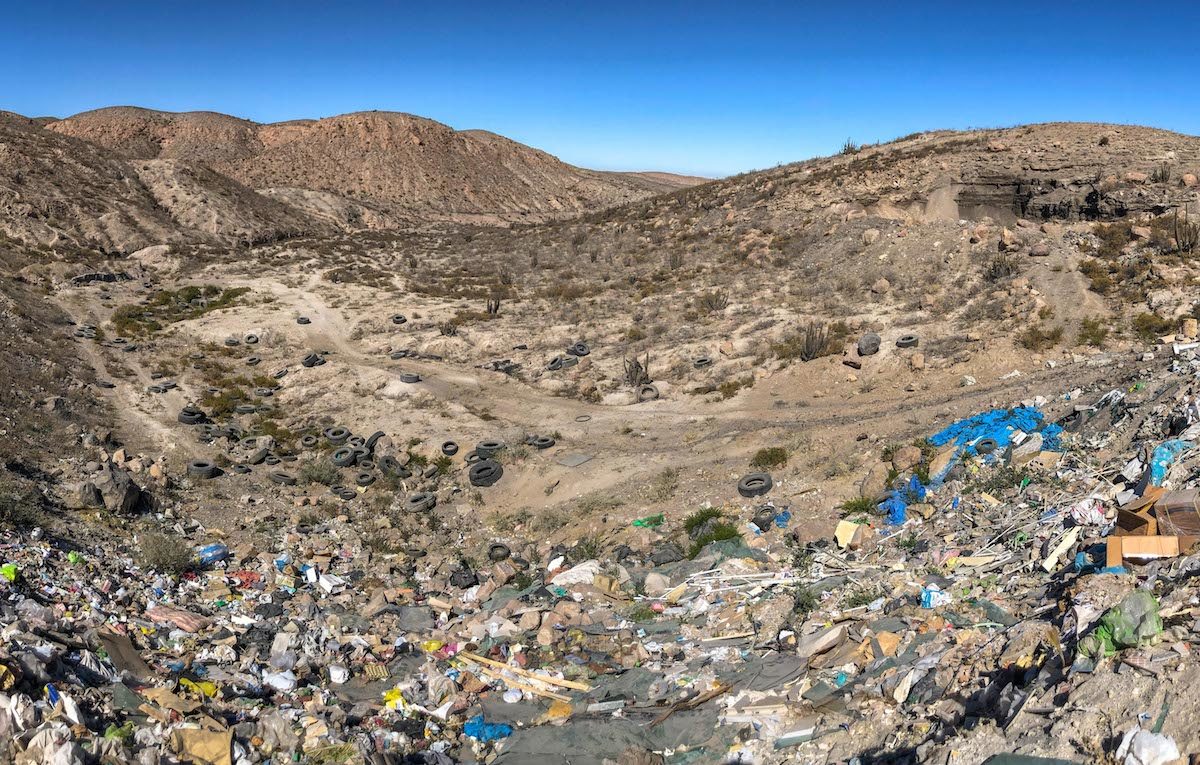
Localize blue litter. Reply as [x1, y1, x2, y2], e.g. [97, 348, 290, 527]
[1149, 440, 1192, 486]
[927, 406, 1063, 483]
[880, 494, 907, 525]
[464, 714, 513, 741]
[195, 543, 230, 567]
[774, 510, 792, 528]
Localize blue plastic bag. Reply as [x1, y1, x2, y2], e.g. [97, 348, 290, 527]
[464, 714, 513, 741]
[1149, 440, 1192, 486]
[879, 494, 907, 525]
[195, 543, 230, 567]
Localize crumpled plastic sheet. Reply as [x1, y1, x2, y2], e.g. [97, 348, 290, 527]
[463, 714, 513, 742]
[1149, 439, 1192, 486]
[927, 406, 1063, 482]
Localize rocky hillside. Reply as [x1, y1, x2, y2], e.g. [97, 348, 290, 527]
[0, 111, 328, 254]
[46, 107, 703, 224]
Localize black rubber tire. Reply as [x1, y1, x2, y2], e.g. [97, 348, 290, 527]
[96, 380, 116, 389]
[693, 356, 714, 369]
[263, 455, 281, 466]
[254, 387, 274, 398]
[975, 438, 998, 455]
[391, 314, 407, 325]
[488, 543, 511, 562]
[738, 473, 773, 498]
[244, 334, 259, 345]
[365, 431, 386, 452]
[231, 463, 251, 475]
[248, 448, 270, 466]
[272, 369, 288, 380]
[569, 342, 590, 357]
[187, 460, 220, 479]
[246, 357, 261, 366]
[301, 435, 318, 449]
[268, 471, 297, 486]
[476, 440, 505, 457]
[532, 436, 556, 450]
[323, 427, 350, 445]
[546, 357, 563, 372]
[234, 404, 257, 415]
[297, 317, 311, 325]
[389, 351, 407, 360]
[469, 460, 504, 487]
[378, 455, 412, 479]
[896, 334, 920, 349]
[405, 492, 436, 513]
[355, 472, 376, 487]
[302, 353, 321, 368]
[561, 356, 578, 368]
[399, 373, 421, 384]
[638, 384, 660, 402]
[753, 507, 777, 529]
[178, 406, 206, 425]
[224, 338, 240, 347]
[338, 488, 357, 500]
[441, 441, 459, 456]
[357, 459, 375, 471]
[331, 447, 359, 467]
[464, 450, 483, 464]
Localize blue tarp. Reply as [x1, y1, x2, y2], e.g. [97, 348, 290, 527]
[464, 714, 513, 741]
[927, 406, 1063, 483]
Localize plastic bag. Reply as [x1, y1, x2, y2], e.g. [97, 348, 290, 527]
[1079, 590, 1162, 657]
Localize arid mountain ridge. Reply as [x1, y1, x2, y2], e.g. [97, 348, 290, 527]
[0, 106, 703, 254]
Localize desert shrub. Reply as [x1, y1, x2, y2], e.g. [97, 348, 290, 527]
[683, 507, 722, 536]
[1132, 312, 1174, 342]
[839, 497, 878, 516]
[0, 476, 39, 528]
[1077, 316, 1109, 347]
[299, 461, 339, 486]
[1093, 221, 1132, 259]
[750, 446, 789, 469]
[645, 468, 679, 502]
[1078, 259, 1114, 294]
[688, 522, 742, 558]
[694, 290, 730, 314]
[984, 253, 1020, 282]
[139, 533, 193, 575]
[1018, 323, 1064, 351]
[772, 321, 847, 362]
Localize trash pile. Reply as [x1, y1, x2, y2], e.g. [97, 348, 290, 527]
[8, 374, 1200, 763]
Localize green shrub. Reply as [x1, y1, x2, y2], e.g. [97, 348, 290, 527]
[687, 522, 742, 558]
[750, 446, 789, 469]
[299, 461, 339, 486]
[1017, 323, 1064, 351]
[683, 507, 722, 536]
[138, 533, 193, 575]
[1132, 312, 1174, 342]
[1077, 316, 1109, 347]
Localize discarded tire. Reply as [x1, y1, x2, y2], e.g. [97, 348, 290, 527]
[568, 341, 590, 357]
[638, 384, 660, 402]
[753, 507, 778, 529]
[399, 373, 421, 384]
[975, 438, 998, 455]
[405, 492, 436, 513]
[323, 427, 350, 445]
[561, 356, 579, 369]
[301, 353, 324, 368]
[364, 431, 386, 452]
[546, 357, 563, 372]
[178, 406, 205, 425]
[337, 488, 357, 501]
[263, 455, 281, 466]
[391, 314, 407, 325]
[738, 472, 773, 498]
[531, 436, 556, 450]
[476, 440, 505, 458]
[464, 450, 483, 464]
[857, 332, 882, 357]
[224, 337, 240, 347]
[331, 447, 359, 467]
[96, 380, 116, 389]
[248, 448, 270, 466]
[244, 333, 259, 345]
[378, 455, 411, 479]
[896, 334, 919, 349]
[441, 441, 459, 456]
[234, 404, 258, 415]
[488, 543, 511, 562]
[231, 463, 251, 475]
[301, 435, 318, 449]
[297, 317, 311, 325]
[187, 460, 219, 479]
[268, 471, 297, 486]
[246, 356, 261, 366]
[693, 356, 714, 369]
[469, 460, 504, 487]
[355, 472, 376, 487]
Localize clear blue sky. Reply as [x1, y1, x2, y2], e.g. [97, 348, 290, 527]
[5, 1, 1199, 177]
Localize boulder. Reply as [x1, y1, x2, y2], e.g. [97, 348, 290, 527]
[1029, 242, 1051, 257]
[871, 278, 891, 295]
[92, 462, 144, 514]
[891, 445, 923, 472]
[858, 461, 890, 500]
[862, 228, 881, 245]
[857, 332, 881, 357]
[1183, 173, 1198, 188]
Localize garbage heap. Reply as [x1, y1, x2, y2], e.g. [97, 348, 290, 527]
[5, 379, 1200, 763]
